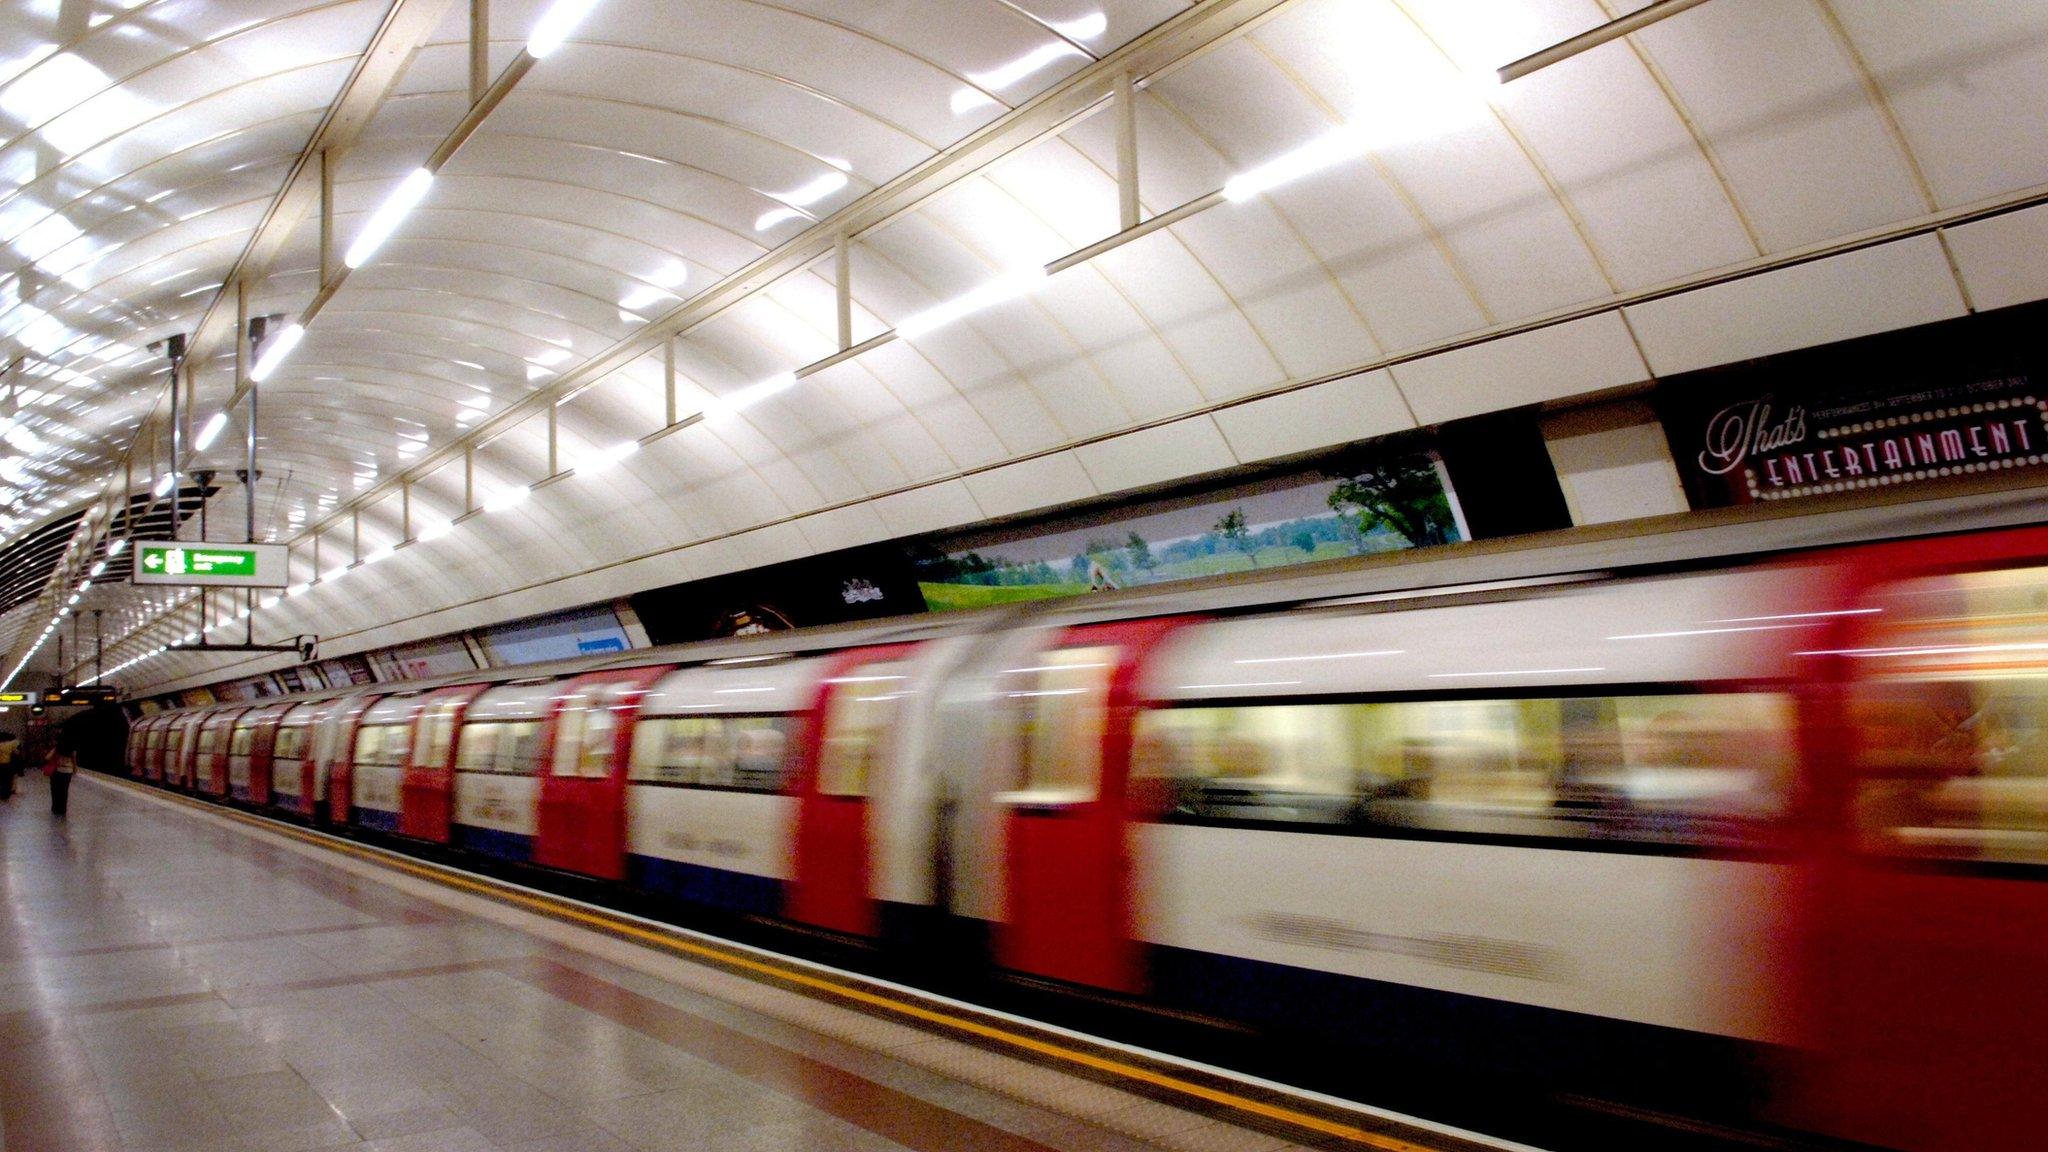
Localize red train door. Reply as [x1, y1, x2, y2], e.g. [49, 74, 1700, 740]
[247, 709, 282, 806]
[534, 668, 667, 880]
[324, 695, 380, 824]
[1793, 527, 2048, 1152]
[788, 645, 920, 938]
[996, 618, 1191, 993]
[401, 685, 487, 843]
[199, 708, 249, 797]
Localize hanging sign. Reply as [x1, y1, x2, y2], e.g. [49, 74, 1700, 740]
[131, 542, 288, 587]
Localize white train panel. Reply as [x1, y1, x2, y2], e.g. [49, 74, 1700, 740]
[454, 773, 539, 836]
[627, 786, 794, 880]
[352, 763, 402, 820]
[1134, 823, 1792, 1043]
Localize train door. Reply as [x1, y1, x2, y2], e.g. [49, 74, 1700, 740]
[170, 713, 204, 787]
[1797, 528, 2048, 1152]
[135, 718, 159, 778]
[242, 705, 288, 806]
[227, 706, 283, 803]
[992, 618, 1191, 992]
[788, 644, 921, 938]
[321, 694, 382, 824]
[534, 668, 668, 880]
[268, 702, 325, 817]
[401, 685, 488, 843]
[195, 709, 247, 796]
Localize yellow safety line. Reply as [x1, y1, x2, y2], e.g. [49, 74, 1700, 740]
[100, 776, 1454, 1152]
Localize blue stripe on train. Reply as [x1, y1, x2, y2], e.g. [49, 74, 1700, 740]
[1149, 944, 1763, 1116]
[230, 785, 251, 802]
[355, 807, 400, 833]
[628, 855, 780, 917]
[456, 825, 532, 863]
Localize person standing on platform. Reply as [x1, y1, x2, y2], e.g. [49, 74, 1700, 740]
[0, 731, 17, 800]
[44, 728, 77, 817]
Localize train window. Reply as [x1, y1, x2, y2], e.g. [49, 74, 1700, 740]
[817, 662, 912, 797]
[1135, 691, 1791, 843]
[197, 724, 228, 755]
[352, 723, 411, 768]
[1008, 647, 1119, 802]
[229, 726, 255, 757]
[553, 685, 631, 778]
[454, 721, 543, 775]
[1850, 566, 2048, 866]
[412, 701, 462, 770]
[628, 715, 791, 791]
[275, 727, 308, 762]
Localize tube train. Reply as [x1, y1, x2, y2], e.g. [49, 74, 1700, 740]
[123, 494, 2048, 1152]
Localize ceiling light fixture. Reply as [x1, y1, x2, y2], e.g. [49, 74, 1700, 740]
[249, 323, 304, 381]
[895, 267, 1048, 338]
[344, 167, 434, 268]
[193, 411, 227, 451]
[526, 0, 603, 58]
[702, 372, 796, 420]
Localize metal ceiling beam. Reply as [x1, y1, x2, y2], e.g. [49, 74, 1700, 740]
[298, 0, 1298, 549]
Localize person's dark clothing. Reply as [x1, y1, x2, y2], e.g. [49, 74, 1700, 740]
[49, 770, 70, 815]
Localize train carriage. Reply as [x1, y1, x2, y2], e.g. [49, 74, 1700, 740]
[116, 509, 2048, 1152]
[448, 681, 552, 862]
[624, 656, 815, 916]
[266, 697, 338, 819]
[344, 694, 421, 833]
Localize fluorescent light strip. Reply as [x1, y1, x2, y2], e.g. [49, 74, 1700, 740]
[1236, 649, 1404, 665]
[344, 167, 435, 269]
[1428, 667, 1606, 678]
[193, 411, 228, 451]
[526, 0, 603, 58]
[703, 372, 796, 420]
[249, 323, 304, 382]
[897, 267, 1048, 339]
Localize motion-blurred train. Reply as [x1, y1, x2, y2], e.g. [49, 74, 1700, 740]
[125, 491, 2048, 1152]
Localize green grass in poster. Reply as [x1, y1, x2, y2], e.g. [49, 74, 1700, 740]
[917, 582, 1087, 612]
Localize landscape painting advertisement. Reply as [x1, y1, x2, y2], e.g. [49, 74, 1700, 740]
[915, 452, 1468, 613]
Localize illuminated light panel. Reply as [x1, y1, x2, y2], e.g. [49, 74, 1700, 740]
[249, 323, 304, 382]
[895, 267, 1048, 339]
[344, 168, 434, 268]
[701, 372, 796, 420]
[968, 41, 1084, 89]
[483, 486, 530, 513]
[576, 439, 639, 475]
[526, 0, 603, 58]
[193, 411, 227, 451]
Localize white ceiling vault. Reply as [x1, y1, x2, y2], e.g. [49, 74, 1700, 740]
[4, 0, 2048, 694]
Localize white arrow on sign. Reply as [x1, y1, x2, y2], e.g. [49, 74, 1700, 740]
[142, 552, 164, 571]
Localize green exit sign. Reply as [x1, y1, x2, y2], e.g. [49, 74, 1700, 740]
[132, 542, 287, 587]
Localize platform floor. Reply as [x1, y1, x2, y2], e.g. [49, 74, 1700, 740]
[0, 772, 1378, 1152]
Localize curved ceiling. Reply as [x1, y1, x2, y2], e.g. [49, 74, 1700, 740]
[4, 0, 2048, 693]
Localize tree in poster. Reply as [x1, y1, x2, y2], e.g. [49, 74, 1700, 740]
[1326, 453, 1457, 548]
[1291, 529, 1317, 557]
[1214, 508, 1259, 567]
[1126, 531, 1155, 572]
